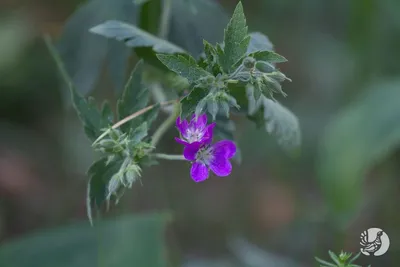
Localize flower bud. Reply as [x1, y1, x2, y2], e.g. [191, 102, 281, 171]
[255, 61, 275, 73]
[243, 56, 256, 69]
[267, 71, 291, 82]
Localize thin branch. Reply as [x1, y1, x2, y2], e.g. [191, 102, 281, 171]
[153, 153, 185, 161]
[92, 99, 177, 146]
[151, 101, 181, 147]
[158, 0, 172, 39]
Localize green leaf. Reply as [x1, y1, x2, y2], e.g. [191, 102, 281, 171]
[248, 96, 301, 152]
[250, 50, 287, 63]
[86, 157, 124, 224]
[117, 60, 156, 131]
[101, 101, 114, 124]
[44, 36, 109, 142]
[328, 251, 341, 265]
[0, 212, 170, 267]
[156, 54, 211, 83]
[130, 122, 149, 144]
[90, 20, 185, 54]
[180, 87, 208, 119]
[202, 40, 223, 75]
[315, 257, 337, 267]
[317, 80, 400, 222]
[56, 0, 137, 94]
[218, 2, 250, 73]
[78, 95, 108, 141]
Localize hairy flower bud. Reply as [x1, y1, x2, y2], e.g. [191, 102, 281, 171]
[243, 56, 256, 69]
[255, 61, 275, 73]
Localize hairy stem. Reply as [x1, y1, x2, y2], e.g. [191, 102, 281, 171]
[92, 99, 177, 146]
[151, 101, 181, 147]
[153, 153, 185, 161]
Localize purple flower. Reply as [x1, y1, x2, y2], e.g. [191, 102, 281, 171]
[175, 114, 216, 146]
[183, 140, 237, 182]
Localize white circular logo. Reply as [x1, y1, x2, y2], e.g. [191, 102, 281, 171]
[360, 228, 390, 256]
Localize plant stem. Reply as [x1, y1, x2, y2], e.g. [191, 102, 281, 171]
[92, 99, 177, 146]
[158, 0, 172, 39]
[153, 153, 185, 161]
[151, 101, 181, 147]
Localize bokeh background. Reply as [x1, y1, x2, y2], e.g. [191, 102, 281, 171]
[0, 0, 400, 266]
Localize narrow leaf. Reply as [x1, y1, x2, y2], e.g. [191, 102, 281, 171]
[315, 257, 337, 267]
[328, 251, 341, 265]
[180, 87, 208, 119]
[156, 54, 211, 83]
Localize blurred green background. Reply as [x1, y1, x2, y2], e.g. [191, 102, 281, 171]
[0, 0, 399, 266]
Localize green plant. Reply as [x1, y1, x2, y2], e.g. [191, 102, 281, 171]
[315, 251, 370, 267]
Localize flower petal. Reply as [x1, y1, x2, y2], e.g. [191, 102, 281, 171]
[190, 162, 209, 182]
[212, 140, 237, 159]
[209, 156, 232, 177]
[176, 117, 188, 136]
[202, 122, 216, 144]
[174, 137, 189, 146]
[193, 114, 207, 129]
[183, 142, 201, 161]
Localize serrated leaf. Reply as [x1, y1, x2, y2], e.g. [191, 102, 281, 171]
[130, 122, 148, 144]
[117, 60, 151, 131]
[180, 87, 208, 119]
[219, 2, 250, 73]
[248, 96, 301, 152]
[251, 50, 287, 63]
[156, 54, 211, 83]
[0, 212, 170, 267]
[86, 157, 124, 224]
[318, 80, 400, 223]
[90, 20, 185, 54]
[45, 36, 109, 142]
[203, 40, 217, 63]
[101, 101, 114, 124]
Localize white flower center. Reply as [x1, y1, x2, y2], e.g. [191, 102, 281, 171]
[186, 127, 205, 143]
[195, 145, 214, 165]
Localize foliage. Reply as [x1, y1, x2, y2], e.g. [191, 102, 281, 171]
[318, 80, 400, 224]
[0, 213, 170, 267]
[45, 1, 300, 223]
[315, 251, 369, 267]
